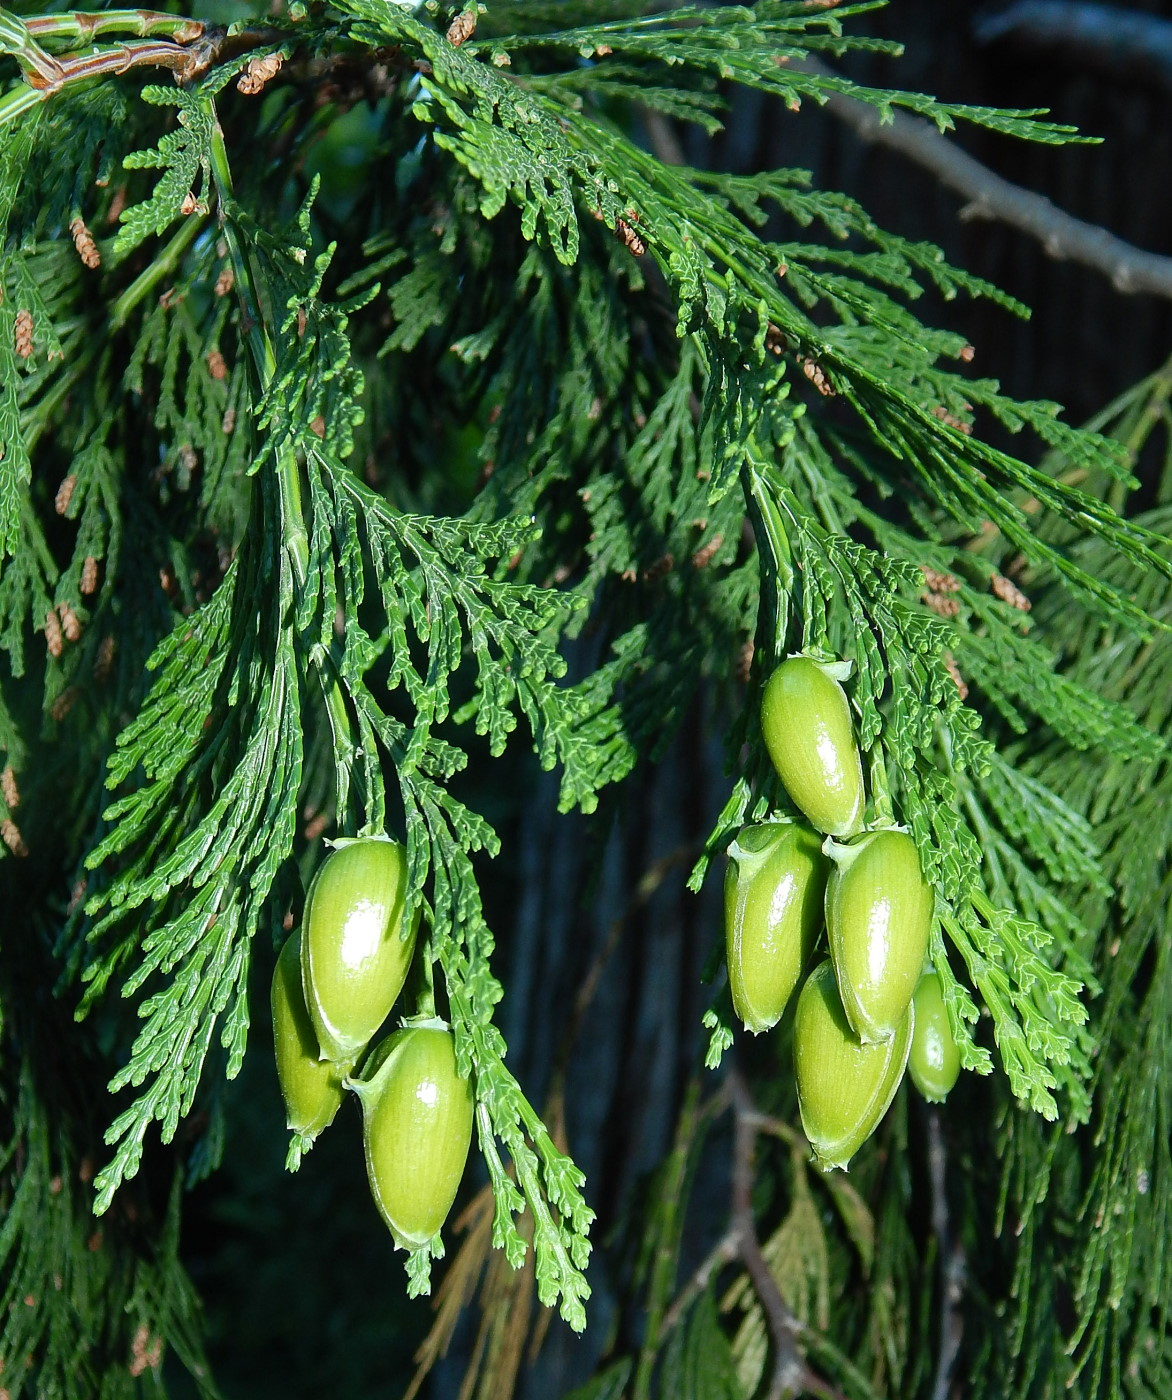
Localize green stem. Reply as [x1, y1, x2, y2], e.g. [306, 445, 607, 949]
[417, 939, 437, 1020]
[206, 103, 359, 811]
[25, 10, 204, 43]
[744, 448, 794, 661]
[0, 6, 60, 83]
[23, 335, 98, 455]
[109, 213, 207, 329]
[866, 742, 894, 828]
[0, 81, 48, 129]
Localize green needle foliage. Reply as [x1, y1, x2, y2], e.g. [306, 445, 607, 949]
[0, 0, 1169, 1396]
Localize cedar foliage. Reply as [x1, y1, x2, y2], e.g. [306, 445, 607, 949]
[0, 0, 1168, 1396]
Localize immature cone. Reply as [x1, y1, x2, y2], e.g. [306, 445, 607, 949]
[724, 822, 827, 1033]
[271, 933, 345, 1163]
[301, 836, 418, 1064]
[760, 656, 865, 837]
[825, 829, 934, 1045]
[793, 960, 913, 1172]
[352, 1026, 474, 1250]
[908, 971, 961, 1103]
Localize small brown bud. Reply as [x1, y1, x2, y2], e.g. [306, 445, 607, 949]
[920, 566, 961, 594]
[70, 217, 101, 269]
[736, 638, 754, 685]
[944, 651, 969, 701]
[1, 818, 28, 857]
[309, 415, 326, 438]
[45, 610, 63, 658]
[94, 635, 116, 683]
[179, 192, 199, 217]
[206, 349, 227, 381]
[921, 591, 960, 618]
[80, 556, 99, 595]
[55, 475, 77, 515]
[932, 404, 972, 435]
[222, 407, 237, 435]
[615, 214, 645, 257]
[50, 687, 80, 722]
[991, 573, 1031, 612]
[14, 308, 33, 359]
[59, 604, 81, 643]
[801, 358, 836, 396]
[106, 186, 128, 225]
[214, 266, 234, 297]
[1, 766, 19, 810]
[691, 533, 723, 569]
[237, 52, 283, 95]
[446, 8, 476, 44]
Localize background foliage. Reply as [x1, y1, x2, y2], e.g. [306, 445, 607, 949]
[1, 0, 1170, 1397]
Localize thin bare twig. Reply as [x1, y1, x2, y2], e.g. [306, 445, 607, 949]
[790, 55, 1172, 301]
[727, 1070, 848, 1400]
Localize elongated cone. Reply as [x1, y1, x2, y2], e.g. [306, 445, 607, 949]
[725, 822, 828, 1033]
[825, 829, 934, 1044]
[760, 657, 865, 838]
[908, 971, 961, 1103]
[301, 836, 418, 1064]
[271, 934, 345, 1161]
[353, 1026, 474, 1250]
[794, 960, 913, 1172]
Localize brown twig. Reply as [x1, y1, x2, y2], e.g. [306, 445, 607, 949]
[19, 23, 285, 94]
[790, 54, 1172, 301]
[727, 1071, 849, 1400]
[653, 1077, 852, 1396]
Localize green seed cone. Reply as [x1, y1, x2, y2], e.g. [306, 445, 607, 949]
[793, 960, 913, 1172]
[725, 822, 828, 1033]
[908, 972, 961, 1103]
[271, 933, 346, 1151]
[760, 657, 865, 838]
[354, 1026, 474, 1250]
[826, 829, 935, 1044]
[301, 837, 418, 1064]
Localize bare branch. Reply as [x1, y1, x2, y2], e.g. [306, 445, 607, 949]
[791, 55, 1172, 301]
[727, 1070, 848, 1400]
[974, 3, 1172, 95]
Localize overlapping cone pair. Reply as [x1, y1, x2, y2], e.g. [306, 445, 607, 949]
[726, 656, 961, 1170]
[270, 836, 473, 1248]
